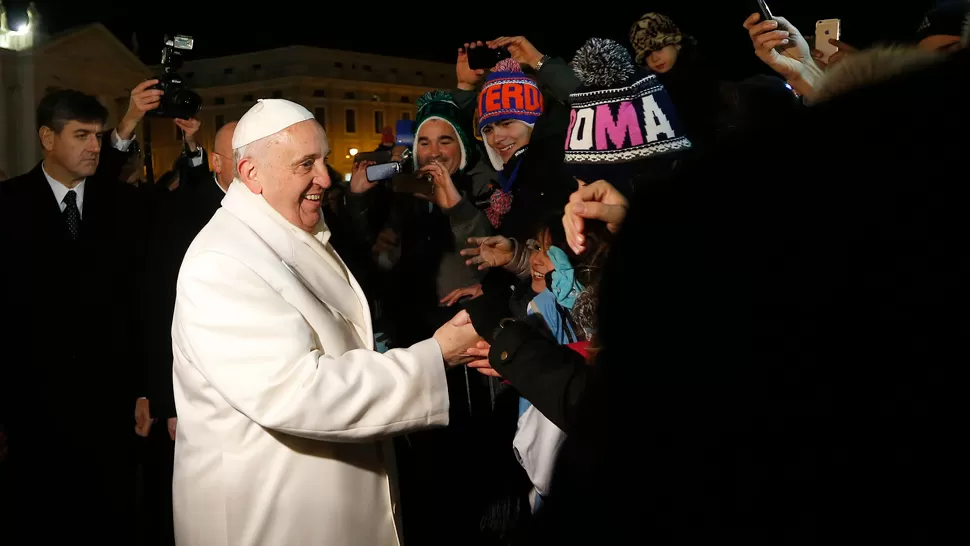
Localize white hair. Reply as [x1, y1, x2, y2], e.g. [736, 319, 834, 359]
[232, 134, 276, 179]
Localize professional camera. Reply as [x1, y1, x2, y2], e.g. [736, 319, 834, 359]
[149, 34, 202, 119]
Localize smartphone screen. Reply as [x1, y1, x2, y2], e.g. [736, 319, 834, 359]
[467, 47, 511, 70]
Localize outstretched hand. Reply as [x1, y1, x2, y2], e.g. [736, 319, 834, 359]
[460, 235, 515, 270]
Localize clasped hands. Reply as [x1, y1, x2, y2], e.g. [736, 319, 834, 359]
[433, 313, 498, 376]
[442, 179, 629, 377]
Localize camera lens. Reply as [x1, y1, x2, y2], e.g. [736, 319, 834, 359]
[172, 89, 202, 118]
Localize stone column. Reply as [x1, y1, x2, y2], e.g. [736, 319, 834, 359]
[15, 50, 37, 174]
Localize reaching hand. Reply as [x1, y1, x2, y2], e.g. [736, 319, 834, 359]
[440, 283, 483, 307]
[350, 160, 378, 194]
[743, 13, 818, 82]
[461, 235, 515, 270]
[457, 42, 487, 91]
[433, 310, 484, 366]
[563, 180, 629, 255]
[486, 36, 543, 70]
[465, 341, 501, 378]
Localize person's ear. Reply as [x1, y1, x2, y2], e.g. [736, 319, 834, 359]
[237, 157, 261, 194]
[39, 126, 55, 152]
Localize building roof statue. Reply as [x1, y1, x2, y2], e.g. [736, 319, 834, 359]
[27, 2, 40, 29]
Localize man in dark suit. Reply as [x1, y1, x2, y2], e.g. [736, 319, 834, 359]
[0, 81, 162, 542]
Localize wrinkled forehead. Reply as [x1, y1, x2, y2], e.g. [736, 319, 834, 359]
[281, 119, 329, 153]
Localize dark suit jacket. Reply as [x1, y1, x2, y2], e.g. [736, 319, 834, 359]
[0, 142, 150, 536]
[144, 150, 224, 419]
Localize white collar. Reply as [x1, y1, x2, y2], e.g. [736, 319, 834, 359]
[42, 162, 86, 213]
[220, 181, 366, 331]
[213, 173, 228, 195]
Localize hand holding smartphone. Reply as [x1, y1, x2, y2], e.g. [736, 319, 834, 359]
[814, 19, 842, 63]
[467, 45, 511, 71]
[754, 0, 778, 23]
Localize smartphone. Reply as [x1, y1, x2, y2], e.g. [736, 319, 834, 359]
[389, 172, 434, 194]
[815, 19, 842, 63]
[754, 0, 777, 23]
[467, 46, 511, 71]
[353, 150, 391, 164]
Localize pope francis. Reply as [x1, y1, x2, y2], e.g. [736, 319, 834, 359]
[170, 99, 479, 545]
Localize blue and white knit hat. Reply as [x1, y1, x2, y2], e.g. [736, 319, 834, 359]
[564, 38, 691, 187]
[477, 58, 544, 170]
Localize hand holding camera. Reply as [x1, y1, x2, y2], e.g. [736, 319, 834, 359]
[174, 117, 201, 147]
[349, 160, 378, 194]
[117, 79, 164, 140]
[486, 36, 543, 70]
[148, 34, 202, 120]
[457, 41, 487, 90]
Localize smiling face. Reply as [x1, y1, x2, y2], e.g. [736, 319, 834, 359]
[483, 119, 532, 165]
[416, 119, 462, 174]
[236, 119, 332, 232]
[528, 229, 555, 294]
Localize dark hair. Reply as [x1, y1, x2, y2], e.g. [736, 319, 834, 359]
[36, 89, 109, 133]
[540, 213, 612, 289]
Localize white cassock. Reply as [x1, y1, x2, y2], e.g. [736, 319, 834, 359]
[171, 181, 450, 546]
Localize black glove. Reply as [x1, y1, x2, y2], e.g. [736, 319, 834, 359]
[461, 292, 512, 343]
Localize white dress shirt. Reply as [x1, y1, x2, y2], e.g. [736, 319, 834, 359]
[213, 173, 227, 195]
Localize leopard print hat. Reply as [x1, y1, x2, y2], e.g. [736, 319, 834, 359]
[629, 12, 683, 65]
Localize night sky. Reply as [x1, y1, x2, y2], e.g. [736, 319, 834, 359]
[9, 0, 939, 80]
